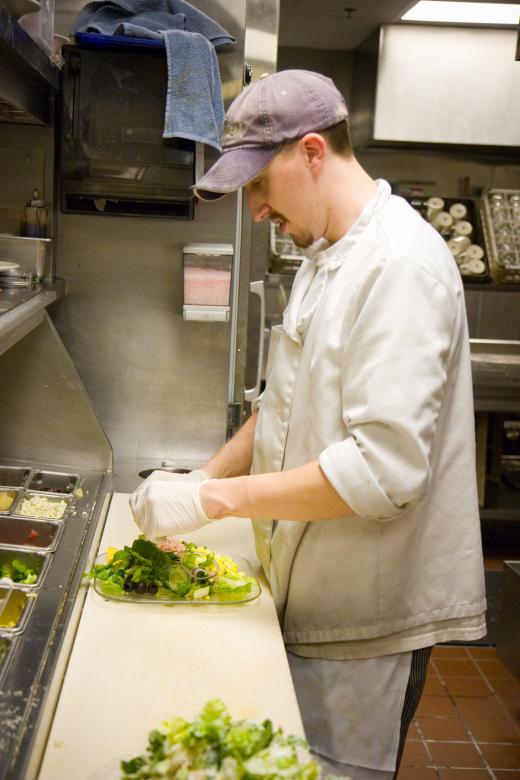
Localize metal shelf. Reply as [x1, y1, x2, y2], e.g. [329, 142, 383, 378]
[0, 279, 65, 356]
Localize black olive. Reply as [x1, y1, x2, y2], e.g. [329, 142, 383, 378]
[147, 583, 158, 595]
[191, 567, 208, 584]
[123, 579, 134, 592]
[134, 581, 146, 594]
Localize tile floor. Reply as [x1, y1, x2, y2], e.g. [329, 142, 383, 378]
[397, 645, 520, 779]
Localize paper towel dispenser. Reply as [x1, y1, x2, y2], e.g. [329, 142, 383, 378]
[60, 45, 197, 218]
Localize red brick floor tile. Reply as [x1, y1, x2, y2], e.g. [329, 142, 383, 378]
[433, 646, 471, 659]
[452, 695, 508, 720]
[437, 771, 493, 779]
[434, 659, 481, 678]
[490, 678, 520, 699]
[407, 721, 420, 741]
[397, 768, 440, 779]
[437, 769, 492, 780]
[494, 772, 520, 779]
[479, 743, 520, 769]
[417, 716, 471, 741]
[424, 677, 448, 696]
[401, 740, 431, 767]
[497, 696, 520, 723]
[443, 676, 492, 697]
[466, 717, 520, 743]
[467, 646, 500, 659]
[416, 696, 460, 718]
[476, 659, 516, 680]
[428, 741, 485, 768]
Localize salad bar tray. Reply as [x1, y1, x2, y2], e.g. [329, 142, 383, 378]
[0, 458, 111, 780]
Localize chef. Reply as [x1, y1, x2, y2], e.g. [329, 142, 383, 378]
[130, 70, 486, 780]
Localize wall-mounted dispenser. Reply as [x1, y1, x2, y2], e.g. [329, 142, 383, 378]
[182, 243, 233, 322]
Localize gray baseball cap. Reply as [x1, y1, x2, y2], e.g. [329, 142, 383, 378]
[192, 69, 348, 201]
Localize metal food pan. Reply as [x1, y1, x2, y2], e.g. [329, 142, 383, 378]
[0, 636, 16, 684]
[12, 492, 70, 521]
[0, 586, 34, 634]
[27, 471, 79, 495]
[0, 516, 63, 552]
[0, 546, 50, 589]
[0, 489, 19, 514]
[0, 467, 31, 488]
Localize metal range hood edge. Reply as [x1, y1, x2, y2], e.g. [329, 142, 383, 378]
[350, 24, 520, 157]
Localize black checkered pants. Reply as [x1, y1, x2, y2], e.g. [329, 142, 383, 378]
[393, 645, 433, 778]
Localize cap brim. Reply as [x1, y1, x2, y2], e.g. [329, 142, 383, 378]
[192, 147, 280, 201]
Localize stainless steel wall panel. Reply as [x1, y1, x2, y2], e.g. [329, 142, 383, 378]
[0, 313, 112, 471]
[50, 1, 283, 488]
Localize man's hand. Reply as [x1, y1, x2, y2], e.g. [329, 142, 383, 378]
[129, 478, 212, 540]
[134, 468, 209, 495]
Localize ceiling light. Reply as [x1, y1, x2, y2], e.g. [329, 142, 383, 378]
[401, 1, 520, 25]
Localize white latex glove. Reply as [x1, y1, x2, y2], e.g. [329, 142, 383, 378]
[129, 479, 212, 540]
[132, 468, 209, 500]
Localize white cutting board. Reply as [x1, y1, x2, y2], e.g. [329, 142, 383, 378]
[37, 493, 304, 780]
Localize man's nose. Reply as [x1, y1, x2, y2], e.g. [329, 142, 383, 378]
[246, 192, 270, 223]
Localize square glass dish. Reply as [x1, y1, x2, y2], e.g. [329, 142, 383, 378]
[27, 471, 79, 495]
[0, 636, 16, 684]
[0, 516, 63, 551]
[0, 546, 49, 588]
[0, 490, 18, 514]
[0, 466, 30, 488]
[13, 492, 69, 520]
[0, 586, 34, 633]
[92, 552, 261, 606]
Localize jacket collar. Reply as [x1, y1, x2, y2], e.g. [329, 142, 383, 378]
[283, 180, 391, 343]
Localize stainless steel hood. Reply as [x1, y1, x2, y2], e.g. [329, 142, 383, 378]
[350, 24, 520, 154]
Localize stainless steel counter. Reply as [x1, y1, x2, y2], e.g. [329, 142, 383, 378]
[0, 460, 112, 780]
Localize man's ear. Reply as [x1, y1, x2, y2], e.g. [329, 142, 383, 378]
[299, 133, 326, 170]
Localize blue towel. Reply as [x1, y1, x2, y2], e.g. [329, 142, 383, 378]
[163, 29, 224, 150]
[73, 0, 235, 47]
[73, 0, 233, 148]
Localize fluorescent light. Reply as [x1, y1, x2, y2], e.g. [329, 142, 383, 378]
[402, 1, 520, 25]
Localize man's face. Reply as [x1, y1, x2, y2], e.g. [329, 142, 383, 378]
[244, 144, 316, 248]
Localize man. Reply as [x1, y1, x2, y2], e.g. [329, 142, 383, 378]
[130, 70, 486, 779]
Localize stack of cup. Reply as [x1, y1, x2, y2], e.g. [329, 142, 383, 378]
[428, 197, 485, 276]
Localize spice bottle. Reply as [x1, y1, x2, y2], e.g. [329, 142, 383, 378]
[21, 189, 48, 238]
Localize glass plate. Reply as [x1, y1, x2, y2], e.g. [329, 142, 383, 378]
[92, 552, 261, 605]
[86, 758, 120, 780]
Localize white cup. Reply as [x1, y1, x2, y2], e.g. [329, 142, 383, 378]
[468, 258, 486, 275]
[447, 236, 471, 256]
[465, 245, 484, 262]
[434, 211, 454, 236]
[452, 220, 473, 238]
[449, 203, 468, 222]
[426, 197, 445, 222]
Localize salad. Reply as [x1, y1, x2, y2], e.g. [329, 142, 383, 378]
[0, 558, 38, 585]
[117, 699, 345, 780]
[91, 537, 258, 602]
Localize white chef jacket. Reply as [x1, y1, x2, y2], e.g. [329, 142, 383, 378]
[251, 180, 486, 658]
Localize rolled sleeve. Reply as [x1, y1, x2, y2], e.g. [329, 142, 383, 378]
[320, 437, 403, 520]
